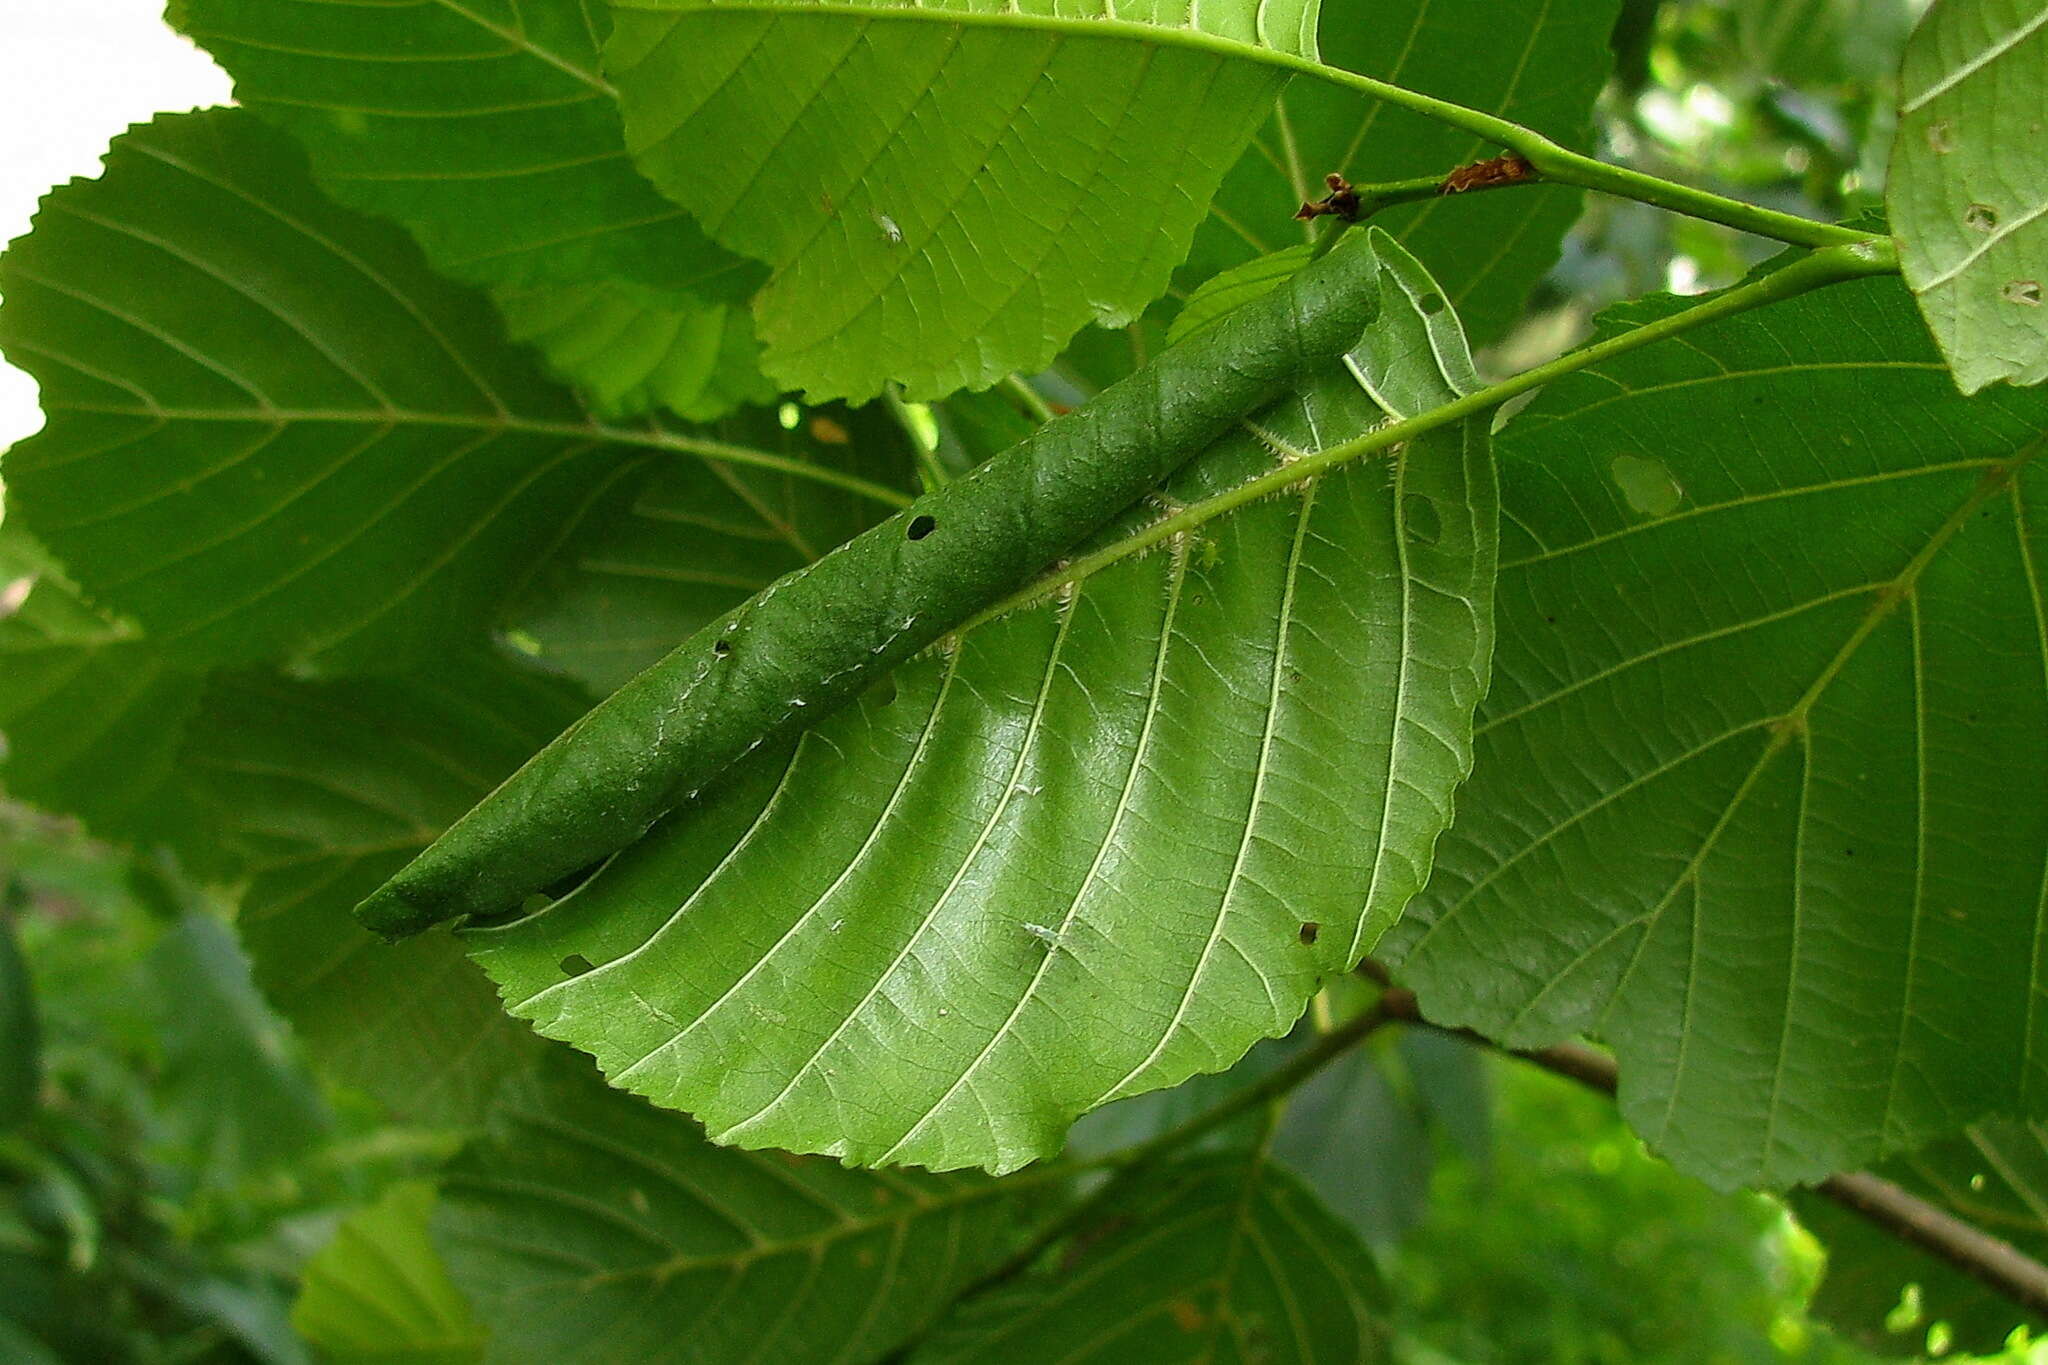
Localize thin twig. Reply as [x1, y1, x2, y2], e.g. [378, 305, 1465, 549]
[1374, 986, 2048, 1321]
[949, 1000, 1397, 1308]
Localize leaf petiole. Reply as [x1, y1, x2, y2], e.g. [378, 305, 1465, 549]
[983, 235, 1901, 623]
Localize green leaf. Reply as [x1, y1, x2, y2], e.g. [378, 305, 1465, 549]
[175, 0, 779, 424]
[433, 1054, 1038, 1365]
[0, 108, 672, 671]
[0, 913, 39, 1131]
[175, 0, 758, 298]
[1799, 1121, 2047, 1356]
[358, 227, 1394, 939]
[0, 527, 201, 840]
[507, 405, 914, 693]
[607, 0, 1321, 400]
[466, 266, 1494, 1172]
[492, 281, 774, 423]
[909, 1154, 1388, 1362]
[1273, 1030, 1489, 1247]
[1167, 244, 1313, 348]
[1384, 267, 2048, 1189]
[1889, 0, 2048, 393]
[146, 912, 335, 1182]
[1188, 0, 1621, 346]
[183, 661, 585, 1126]
[293, 1182, 485, 1365]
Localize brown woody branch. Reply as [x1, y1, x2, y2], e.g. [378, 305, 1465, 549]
[1372, 986, 2048, 1323]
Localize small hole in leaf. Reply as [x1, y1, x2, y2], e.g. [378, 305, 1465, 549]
[713, 638, 731, 656]
[1609, 453, 1684, 517]
[1925, 121, 1955, 154]
[560, 954, 594, 978]
[1298, 922, 1320, 945]
[2003, 279, 2043, 307]
[1403, 493, 1442, 546]
[907, 514, 937, 541]
[1417, 291, 1446, 316]
[1964, 203, 1999, 232]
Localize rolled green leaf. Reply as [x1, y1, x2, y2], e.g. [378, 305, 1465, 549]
[355, 229, 1389, 939]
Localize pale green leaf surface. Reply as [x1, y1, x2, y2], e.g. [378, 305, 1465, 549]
[0, 527, 201, 840]
[1889, 0, 2048, 393]
[176, 0, 760, 297]
[293, 1182, 486, 1365]
[1383, 270, 2048, 1189]
[508, 405, 914, 693]
[492, 281, 774, 422]
[434, 1054, 1035, 1365]
[468, 318, 1495, 1171]
[183, 661, 585, 1126]
[1799, 1120, 2047, 1355]
[0, 108, 694, 671]
[607, 0, 1320, 400]
[1188, 0, 1621, 347]
[909, 1153, 1387, 1363]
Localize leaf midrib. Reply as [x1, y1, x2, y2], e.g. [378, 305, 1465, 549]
[616, 0, 1322, 76]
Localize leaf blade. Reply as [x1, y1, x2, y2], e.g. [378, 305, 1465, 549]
[466, 256, 1495, 1171]
[1384, 267, 2048, 1189]
[608, 0, 1321, 399]
[434, 1055, 1038, 1365]
[1889, 0, 2048, 392]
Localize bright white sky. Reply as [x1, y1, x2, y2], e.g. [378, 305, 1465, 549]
[0, 3, 234, 452]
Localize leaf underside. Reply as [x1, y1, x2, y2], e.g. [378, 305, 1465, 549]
[175, 0, 776, 423]
[0, 529, 200, 842]
[909, 1153, 1388, 1363]
[178, 0, 754, 294]
[435, 1055, 1031, 1365]
[506, 404, 914, 693]
[1385, 269, 2048, 1190]
[1888, 0, 2048, 393]
[0, 110, 651, 671]
[186, 662, 586, 1126]
[291, 1181, 486, 1365]
[469, 351, 1495, 1172]
[608, 0, 1318, 399]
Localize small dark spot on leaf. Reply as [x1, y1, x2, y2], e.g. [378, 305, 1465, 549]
[560, 954, 594, 978]
[1169, 1300, 1207, 1333]
[907, 514, 937, 541]
[1965, 202, 1999, 232]
[1298, 922, 1320, 945]
[713, 638, 732, 656]
[1417, 291, 1446, 316]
